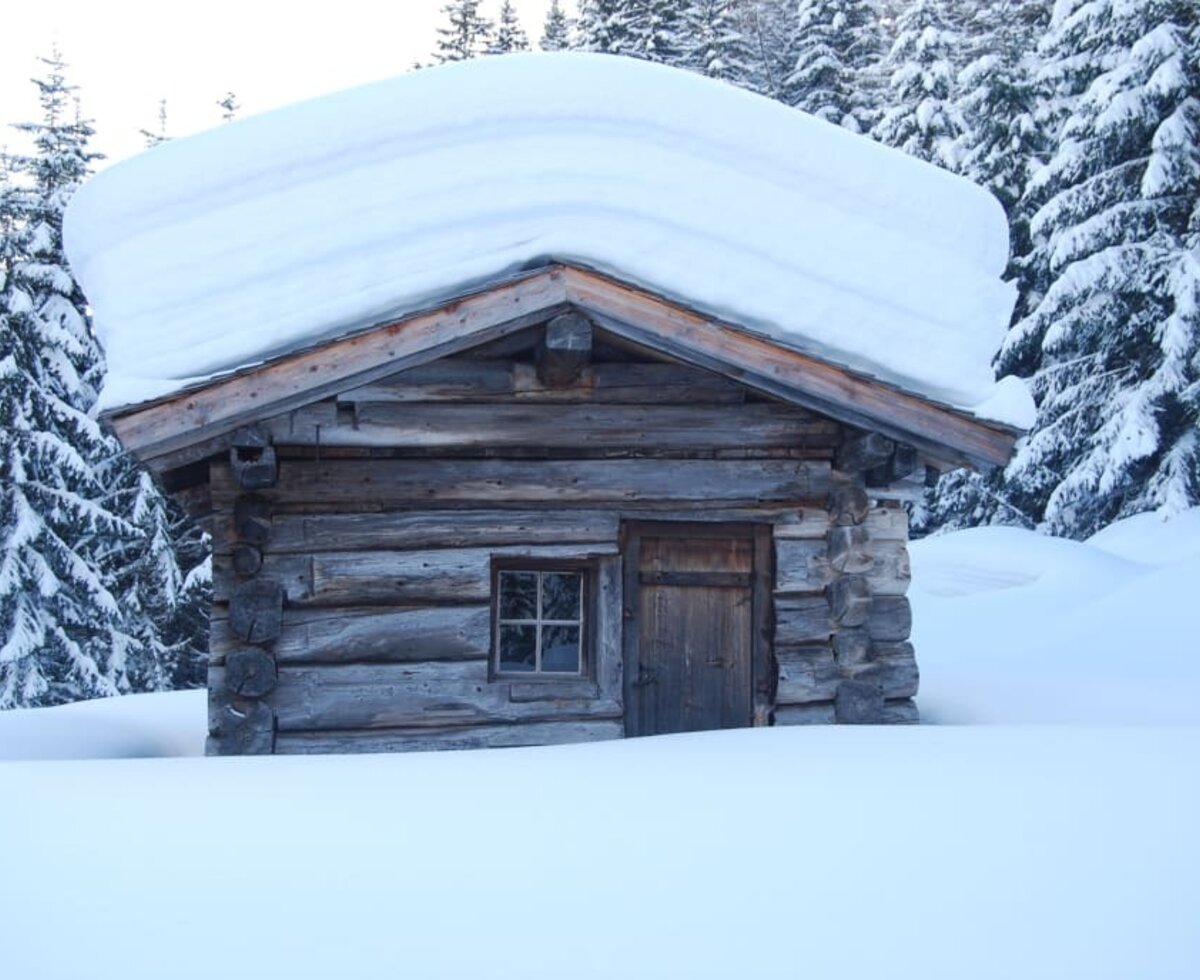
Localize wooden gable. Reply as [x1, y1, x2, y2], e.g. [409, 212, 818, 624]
[104, 263, 1020, 478]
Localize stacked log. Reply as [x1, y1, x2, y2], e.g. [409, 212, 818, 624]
[206, 428, 281, 754]
[772, 443, 920, 725]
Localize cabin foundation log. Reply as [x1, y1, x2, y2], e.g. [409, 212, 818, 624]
[207, 694, 276, 755]
[225, 648, 279, 698]
[774, 698, 918, 725]
[257, 661, 625, 732]
[275, 720, 625, 754]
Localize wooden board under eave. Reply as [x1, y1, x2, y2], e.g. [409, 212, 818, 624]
[256, 401, 841, 452]
[209, 458, 832, 509]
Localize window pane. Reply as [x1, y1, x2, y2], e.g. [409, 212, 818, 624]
[498, 624, 537, 672]
[541, 572, 581, 621]
[541, 625, 580, 673]
[498, 571, 538, 620]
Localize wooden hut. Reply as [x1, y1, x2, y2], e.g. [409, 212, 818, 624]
[67, 55, 1027, 754]
[102, 263, 1019, 754]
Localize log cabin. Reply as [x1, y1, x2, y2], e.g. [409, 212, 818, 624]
[66, 54, 1028, 754]
[100, 263, 1021, 753]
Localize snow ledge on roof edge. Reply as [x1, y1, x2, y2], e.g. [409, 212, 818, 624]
[64, 53, 1034, 430]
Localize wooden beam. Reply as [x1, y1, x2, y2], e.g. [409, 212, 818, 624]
[212, 509, 620, 556]
[261, 660, 624, 731]
[210, 604, 493, 666]
[536, 312, 593, 387]
[210, 458, 830, 509]
[257, 401, 839, 452]
[108, 265, 570, 462]
[562, 266, 1019, 469]
[274, 720, 624, 754]
[339, 360, 748, 405]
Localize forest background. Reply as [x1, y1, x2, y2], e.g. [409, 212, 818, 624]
[2, 0, 1197, 708]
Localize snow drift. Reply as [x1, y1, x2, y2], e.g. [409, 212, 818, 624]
[64, 53, 1029, 424]
[3, 512, 1199, 978]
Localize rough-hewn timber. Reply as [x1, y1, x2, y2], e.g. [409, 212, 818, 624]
[186, 335, 933, 753]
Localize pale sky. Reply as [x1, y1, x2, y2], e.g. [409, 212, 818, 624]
[0, 0, 558, 166]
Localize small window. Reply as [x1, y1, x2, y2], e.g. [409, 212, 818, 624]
[494, 567, 585, 676]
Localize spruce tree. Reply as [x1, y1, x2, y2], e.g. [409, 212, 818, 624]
[541, 0, 573, 51]
[627, 1, 688, 63]
[871, 0, 963, 167]
[788, 0, 884, 132]
[434, 0, 495, 62]
[0, 55, 131, 707]
[992, 0, 1200, 536]
[577, 0, 636, 56]
[1, 53, 209, 707]
[491, 0, 531, 54]
[680, 1, 752, 83]
[139, 98, 170, 149]
[952, 1, 1049, 247]
[734, 0, 800, 100]
[216, 92, 239, 122]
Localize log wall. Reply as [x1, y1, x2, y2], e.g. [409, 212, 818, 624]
[205, 352, 918, 755]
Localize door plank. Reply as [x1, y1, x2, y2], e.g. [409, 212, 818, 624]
[625, 524, 758, 736]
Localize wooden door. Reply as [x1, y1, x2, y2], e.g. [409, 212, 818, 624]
[623, 523, 768, 737]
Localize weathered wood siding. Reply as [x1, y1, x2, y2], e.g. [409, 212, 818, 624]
[205, 351, 918, 755]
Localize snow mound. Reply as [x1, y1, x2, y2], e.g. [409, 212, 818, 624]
[911, 508, 1200, 724]
[0, 689, 205, 760]
[64, 53, 1029, 424]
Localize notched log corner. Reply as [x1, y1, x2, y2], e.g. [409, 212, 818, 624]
[230, 426, 278, 490]
[536, 312, 593, 387]
[209, 698, 276, 755]
[225, 647, 279, 698]
[231, 543, 264, 578]
[834, 677, 884, 724]
[828, 574, 872, 626]
[234, 494, 272, 545]
[229, 579, 285, 645]
[827, 485, 870, 525]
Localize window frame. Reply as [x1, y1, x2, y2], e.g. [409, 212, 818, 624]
[490, 559, 593, 680]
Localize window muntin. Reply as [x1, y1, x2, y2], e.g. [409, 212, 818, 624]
[495, 569, 584, 675]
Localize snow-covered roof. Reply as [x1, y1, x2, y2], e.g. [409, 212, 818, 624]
[64, 53, 1031, 428]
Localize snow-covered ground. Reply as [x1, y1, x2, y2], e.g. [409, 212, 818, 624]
[2, 512, 1198, 979]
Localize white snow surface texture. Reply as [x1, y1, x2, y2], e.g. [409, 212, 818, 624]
[64, 53, 1029, 423]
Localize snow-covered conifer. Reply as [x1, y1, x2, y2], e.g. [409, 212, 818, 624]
[679, 1, 752, 83]
[871, 0, 963, 167]
[216, 92, 239, 122]
[0, 56, 131, 707]
[1, 53, 208, 707]
[490, 0, 531, 54]
[992, 0, 1200, 536]
[541, 0, 573, 51]
[733, 0, 800, 99]
[626, 1, 688, 63]
[434, 0, 495, 63]
[140, 99, 170, 148]
[952, 1, 1049, 224]
[787, 0, 884, 132]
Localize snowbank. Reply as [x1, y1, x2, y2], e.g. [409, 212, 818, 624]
[910, 510, 1200, 724]
[0, 727, 1196, 980]
[0, 689, 205, 760]
[3, 511, 1199, 978]
[64, 54, 1029, 425]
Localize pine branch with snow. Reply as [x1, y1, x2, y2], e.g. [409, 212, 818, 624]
[540, 0, 574, 52]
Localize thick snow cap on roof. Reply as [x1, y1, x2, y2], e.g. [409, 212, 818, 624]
[65, 53, 1032, 427]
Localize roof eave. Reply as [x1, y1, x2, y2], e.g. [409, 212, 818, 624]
[104, 262, 1020, 475]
